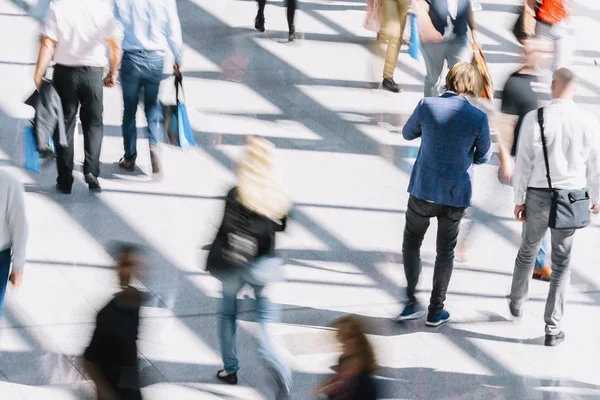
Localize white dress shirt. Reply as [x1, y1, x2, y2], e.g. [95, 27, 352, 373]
[42, 0, 122, 67]
[513, 99, 600, 205]
[114, 0, 183, 64]
[0, 172, 28, 272]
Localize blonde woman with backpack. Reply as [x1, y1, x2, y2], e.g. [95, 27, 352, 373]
[206, 136, 292, 398]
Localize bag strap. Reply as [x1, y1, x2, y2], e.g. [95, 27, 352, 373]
[174, 74, 184, 104]
[537, 107, 553, 191]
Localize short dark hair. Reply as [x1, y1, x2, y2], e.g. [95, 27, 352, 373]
[111, 242, 142, 263]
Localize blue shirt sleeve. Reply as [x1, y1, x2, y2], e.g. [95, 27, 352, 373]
[473, 113, 492, 165]
[166, 0, 184, 64]
[402, 100, 423, 141]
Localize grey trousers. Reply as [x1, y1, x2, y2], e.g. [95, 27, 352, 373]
[421, 35, 471, 97]
[509, 189, 576, 336]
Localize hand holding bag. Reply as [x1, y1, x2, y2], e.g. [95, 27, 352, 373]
[538, 108, 591, 230]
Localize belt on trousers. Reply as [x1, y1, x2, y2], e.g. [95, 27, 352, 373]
[125, 49, 164, 55]
[529, 187, 552, 193]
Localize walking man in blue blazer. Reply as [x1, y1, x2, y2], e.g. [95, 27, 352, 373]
[395, 62, 492, 326]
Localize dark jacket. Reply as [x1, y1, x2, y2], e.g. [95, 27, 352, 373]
[427, 0, 470, 37]
[24, 80, 67, 152]
[206, 187, 287, 276]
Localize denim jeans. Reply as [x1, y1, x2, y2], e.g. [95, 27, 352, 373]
[403, 195, 466, 315]
[218, 257, 291, 388]
[535, 236, 549, 269]
[0, 248, 12, 317]
[510, 189, 576, 335]
[120, 51, 164, 162]
[421, 35, 471, 97]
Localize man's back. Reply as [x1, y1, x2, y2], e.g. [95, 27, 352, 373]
[114, 0, 183, 63]
[43, 0, 120, 67]
[515, 100, 600, 192]
[402, 93, 491, 207]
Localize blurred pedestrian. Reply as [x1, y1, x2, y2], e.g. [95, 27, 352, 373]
[255, 0, 297, 42]
[34, 0, 122, 194]
[509, 68, 600, 347]
[419, 0, 477, 97]
[83, 243, 145, 400]
[529, 0, 573, 70]
[206, 136, 292, 398]
[497, 39, 554, 281]
[379, 0, 409, 92]
[395, 63, 491, 326]
[114, 0, 183, 176]
[0, 171, 28, 316]
[315, 316, 378, 400]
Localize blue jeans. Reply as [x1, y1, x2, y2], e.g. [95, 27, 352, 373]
[0, 249, 12, 317]
[535, 236, 549, 270]
[120, 51, 164, 162]
[218, 257, 291, 387]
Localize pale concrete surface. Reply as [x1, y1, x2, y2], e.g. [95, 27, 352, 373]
[0, 0, 599, 399]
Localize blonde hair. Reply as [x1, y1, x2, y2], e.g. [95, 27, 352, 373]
[445, 62, 477, 97]
[237, 136, 290, 220]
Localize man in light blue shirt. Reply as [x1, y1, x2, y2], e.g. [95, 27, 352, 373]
[114, 0, 183, 175]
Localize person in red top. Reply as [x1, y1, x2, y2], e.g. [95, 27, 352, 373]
[529, 0, 573, 70]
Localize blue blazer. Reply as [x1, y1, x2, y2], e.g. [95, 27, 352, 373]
[402, 93, 492, 208]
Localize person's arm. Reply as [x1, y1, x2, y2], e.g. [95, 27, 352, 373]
[402, 100, 424, 141]
[83, 361, 119, 400]
[104, 36, 122, 88]
[585, 116, 600, 212]
[34, 36, 56, 91]
[512, 111, 537, 206]
[166, 0, 184, 74]
[467, 1, 477, 39]
[473, 114, 492, 165]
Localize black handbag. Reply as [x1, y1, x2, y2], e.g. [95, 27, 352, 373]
[538, 108, 591, 230]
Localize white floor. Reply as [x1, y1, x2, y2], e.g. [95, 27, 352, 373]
[1, 0, 600, 399]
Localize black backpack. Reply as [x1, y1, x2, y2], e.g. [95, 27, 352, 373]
[220, 193, 274, 266]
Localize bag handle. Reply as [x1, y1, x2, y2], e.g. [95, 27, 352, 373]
[174, 74, 185, 104]
[537, 107, 553, 191]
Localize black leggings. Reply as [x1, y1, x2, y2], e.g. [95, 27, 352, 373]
[257, 0, 296, 29]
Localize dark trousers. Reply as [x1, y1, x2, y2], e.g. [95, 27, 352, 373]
[53, 65, 104, 189]
[257, 0, 296, 29]
[402, 195, 466, 315]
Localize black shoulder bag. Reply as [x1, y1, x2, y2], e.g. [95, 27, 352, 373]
[538, 108, 591, 230]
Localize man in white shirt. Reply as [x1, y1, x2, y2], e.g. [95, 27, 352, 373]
[509, 68, 600, 347]
[0, 171, 28, 316]
[114, 0, 183, 175]
[34, 0, 122, 194]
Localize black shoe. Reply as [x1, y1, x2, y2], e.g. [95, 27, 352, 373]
[55, 183, 72, 195]
[545, 331, 565, 347]
[85, 173, 101, 192]
[382, 78, 400, 93]
[255, 15, 265, 32]
[288, 25, 296, 42]
[216, 369, 238, 385]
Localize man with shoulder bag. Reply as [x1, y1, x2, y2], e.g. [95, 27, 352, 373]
[509, 68, 600, 347]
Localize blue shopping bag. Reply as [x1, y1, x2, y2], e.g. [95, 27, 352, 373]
[23, 125, 55, 173]
[23, 126, 41, 173]
[177, 102, 195, 150]
[408, 13, 421, 60]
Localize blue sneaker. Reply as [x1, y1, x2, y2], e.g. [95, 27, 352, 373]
[426, 310, 451, 327]
[393, 302, 423, 322]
